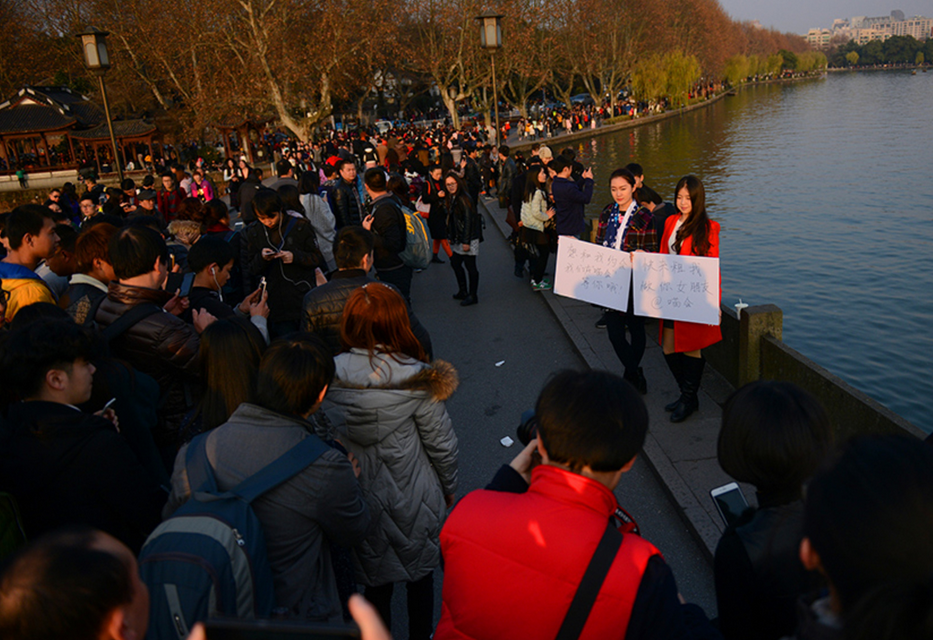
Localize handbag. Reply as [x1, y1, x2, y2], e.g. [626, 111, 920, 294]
[415, 197, 430, 218]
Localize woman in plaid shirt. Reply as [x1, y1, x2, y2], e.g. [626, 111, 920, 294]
[596, 168, 659, 393]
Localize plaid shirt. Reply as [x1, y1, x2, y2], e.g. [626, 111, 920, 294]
[595, 203, 659, 253]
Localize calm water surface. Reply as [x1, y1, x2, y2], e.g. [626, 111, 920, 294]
[569, 71, 933, 433]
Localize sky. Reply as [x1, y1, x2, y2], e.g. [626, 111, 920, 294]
[715, 1, 933, 33]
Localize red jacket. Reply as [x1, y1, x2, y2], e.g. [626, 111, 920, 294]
[435, 465, 659, 640]
[659, 215, 722, 352]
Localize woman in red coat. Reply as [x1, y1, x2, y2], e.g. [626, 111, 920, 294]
[660, 175, 721, 422]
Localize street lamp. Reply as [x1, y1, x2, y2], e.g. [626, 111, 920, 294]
[475, 11, 503, 145]
[78, 26, 123, 183]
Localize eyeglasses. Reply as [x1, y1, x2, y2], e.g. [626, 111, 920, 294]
[445, 182, 458, 188]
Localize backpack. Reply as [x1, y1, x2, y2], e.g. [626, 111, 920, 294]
[398, 203, 432, 270]
[138, 431, 329, 640]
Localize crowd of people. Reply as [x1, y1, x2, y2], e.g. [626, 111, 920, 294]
[0, 121, 931, 640]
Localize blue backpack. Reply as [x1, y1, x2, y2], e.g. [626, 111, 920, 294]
[139, 432, 329, 640]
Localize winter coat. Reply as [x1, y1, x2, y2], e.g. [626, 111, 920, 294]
[0, 261, 55, 322]
[446, 195, 481, 245]
[300, 270, 432, 358]
[551, 175, 594, 237]
[322, 350, 459, 587]
[94, 282, 200, 447]
[164, 403, 371, 622]
[421, 177, 447, 240]
[368, 194, 406, 271]
[59, 273, 108, 325]
[245, 216, 325, 323]
[435, 465, 722, 640]
[332, 177, 363, 229]
[521, 189, 550, 232]
[0, 401, 165, 553]
[301, 193, 337, 270]
[658, 215, 722, 352]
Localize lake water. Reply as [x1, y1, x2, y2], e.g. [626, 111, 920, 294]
[569, 70, 933, 434]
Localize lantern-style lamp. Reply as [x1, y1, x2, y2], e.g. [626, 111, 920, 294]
[476, 11, 503, 51]
[79, 27, 111, 75]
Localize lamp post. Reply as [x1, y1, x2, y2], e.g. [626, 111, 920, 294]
[78, 27, 123, 183]
[475, 11, 503, 145]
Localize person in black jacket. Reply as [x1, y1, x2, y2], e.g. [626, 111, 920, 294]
[184, 235, 269, 342]
[0, 319, 166, 553]
[301, 226, 431, 358]
[361, 169, 411, 303]
[445, 172, 481, 306]
[59, 222, 118, 325]
[332, 160, 363, 229]
[246, 189, 325, 337]
[714, 381, 833, 640]
[421, 165, 449, 264]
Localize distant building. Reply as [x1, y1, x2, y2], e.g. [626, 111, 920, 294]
[806, 28, 833, 49]
[808, 10, 932, 44]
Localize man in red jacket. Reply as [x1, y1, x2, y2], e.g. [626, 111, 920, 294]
[435, 370, 720, 640]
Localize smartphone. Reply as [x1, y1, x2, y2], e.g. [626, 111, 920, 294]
[169, 253, 176, 270]
[259, 276, 267, 297]
[710, 482, 749, 528]
[179, 272, 195, 298]
[102, 397, 117, 411]
[204, 619, 360, 639]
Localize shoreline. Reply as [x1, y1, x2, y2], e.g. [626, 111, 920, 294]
[507, 74, 825, 154]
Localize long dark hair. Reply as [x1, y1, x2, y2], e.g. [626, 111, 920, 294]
[524, 166, 546, 203]
[198, 317, 266, 432]
[673, 175, 711, 256]
[445, 171, 472, 214]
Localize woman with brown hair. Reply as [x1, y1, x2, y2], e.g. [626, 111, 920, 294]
[660, 175, 721, 423]
[324, 282, 459, 640]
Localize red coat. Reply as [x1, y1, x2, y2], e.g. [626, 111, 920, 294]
[659, 215, 722, 352]
[435, 465, 659, 640]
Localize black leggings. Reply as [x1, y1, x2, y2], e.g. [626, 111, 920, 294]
[606, 290, 645, 377]
[531, 243, 550, 282]
[450, 253, 479, 296]
[365, 572, 434, 640]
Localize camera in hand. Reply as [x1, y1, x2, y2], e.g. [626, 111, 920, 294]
[516, 411, 539, 445]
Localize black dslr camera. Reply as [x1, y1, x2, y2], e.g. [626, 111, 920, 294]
[516, 411, 539, 446]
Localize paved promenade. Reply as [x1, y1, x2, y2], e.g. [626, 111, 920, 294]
[479, 195, 745, 559]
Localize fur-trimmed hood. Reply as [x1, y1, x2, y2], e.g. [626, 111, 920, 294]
[330, 349, 458, 402]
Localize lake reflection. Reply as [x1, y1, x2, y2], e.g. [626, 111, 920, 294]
[569, 71, 933, 433]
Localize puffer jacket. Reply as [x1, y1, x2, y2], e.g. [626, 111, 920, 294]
[446, 195, 481, 245]
[332, 178, 363, 229]
[322, 350, 459, 586]
[94, 282, 200, 447]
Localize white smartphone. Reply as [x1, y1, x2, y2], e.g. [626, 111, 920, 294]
[710, 482, 749, 528]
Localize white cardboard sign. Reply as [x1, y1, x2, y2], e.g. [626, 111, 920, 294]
[553, 237, 632, 311]
[632, 253, 720, 324]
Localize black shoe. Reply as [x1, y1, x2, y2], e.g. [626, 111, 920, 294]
[670, 356, 705, 423]
[432, 255, 445, 264]
[624, 368, 648, 395]
[514, 265, 524, 278]
[664, 397, 683, 412]
[460, 294, 478, 306]
[452, 290, 468, 300]
[663, 353, 685, 411]
[595, 311, 610, 328]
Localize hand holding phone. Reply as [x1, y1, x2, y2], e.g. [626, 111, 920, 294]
[710, 482, 749, 528]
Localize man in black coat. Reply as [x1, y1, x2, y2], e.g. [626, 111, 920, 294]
[361, 168, 412, 302]
[0, 319, 166, 553]
[301, 226, 431, 357]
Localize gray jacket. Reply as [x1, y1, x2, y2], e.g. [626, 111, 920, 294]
[322, 350, 459, 586]
[164, 403, 371, 621]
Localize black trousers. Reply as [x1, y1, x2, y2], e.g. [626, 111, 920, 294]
[377, 265, 414, 303]
[606, 289, 645, 377]
[450, 253, 479, 296]
[364, 572, 434, 640]
[531, 243, 550, 282]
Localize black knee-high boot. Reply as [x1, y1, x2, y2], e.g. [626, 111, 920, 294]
[663, 352, 684, 412]
[671, 355, 705, 423]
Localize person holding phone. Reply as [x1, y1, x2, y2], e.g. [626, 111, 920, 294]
[246, 189, 325, 337]
[714, 381, 833, 640]
[659, 175, 721, 423]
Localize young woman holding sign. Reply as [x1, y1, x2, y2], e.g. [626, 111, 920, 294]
[660, 175, 721, 423]
[595, 167, 658, 393]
